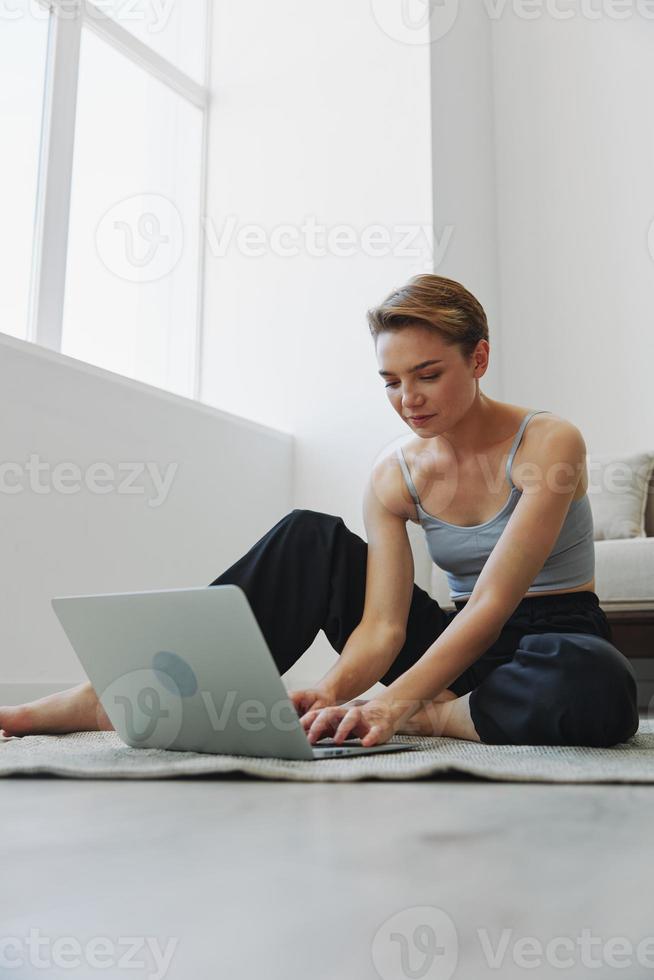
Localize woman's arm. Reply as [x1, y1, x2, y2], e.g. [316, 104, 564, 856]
[319, 620, 406, 703]
[303, 422, 588, 744]
[377, 421, 587, 724]
[374, 598, 501, 721]
[316, 456, 416, 701]
[288, 617, 403, 716]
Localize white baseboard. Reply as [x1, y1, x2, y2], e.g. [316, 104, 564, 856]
[601, 600, 654, 612]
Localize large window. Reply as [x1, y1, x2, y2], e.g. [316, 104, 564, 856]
[0, 11, 49, 341]
[1, 0, 211, 400]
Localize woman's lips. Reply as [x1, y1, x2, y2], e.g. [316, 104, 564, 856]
[409, 415, 434, 427]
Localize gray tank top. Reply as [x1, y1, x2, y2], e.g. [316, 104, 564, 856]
[395, 410, 595, 600]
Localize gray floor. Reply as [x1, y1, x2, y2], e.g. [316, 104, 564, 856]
[2, 777, 654, 980]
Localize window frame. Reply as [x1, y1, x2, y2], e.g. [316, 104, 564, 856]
[27, 0, 213, 400]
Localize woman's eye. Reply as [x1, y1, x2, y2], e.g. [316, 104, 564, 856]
[384, 374, 441, 389]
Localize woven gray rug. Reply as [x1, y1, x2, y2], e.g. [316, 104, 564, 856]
[1, 720, 653, 782]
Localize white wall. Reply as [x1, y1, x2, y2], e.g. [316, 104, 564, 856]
[202, 0, 433, 503]
[0, 333, 292, 702]
[429, 1, 504, 398]
[12, 5, 649, 703]
[490, 13, 654, 451]
[202, 0, 436, 685]
[428, 8, 653, 453]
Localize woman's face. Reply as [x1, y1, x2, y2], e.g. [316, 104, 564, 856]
[376, 326, 480, 437]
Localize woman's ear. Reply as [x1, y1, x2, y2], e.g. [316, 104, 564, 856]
[471, 340, 490, 378]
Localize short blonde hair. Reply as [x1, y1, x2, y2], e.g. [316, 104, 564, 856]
[367, 274, 489, 360]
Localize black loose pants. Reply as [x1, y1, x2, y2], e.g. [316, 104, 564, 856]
[208, 509, 639, 747]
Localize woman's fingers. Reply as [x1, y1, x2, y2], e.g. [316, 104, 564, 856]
[289, 689, 325, 718]
[306, 706, 350, 743]
[302, 701, 397, 747]
[301, 707, 320, 734]
[300, 707, 323, 731]
[361, 726, 384, 746]
[305, 704, 395, 745]
[288, 690, 306, 715]
[302, 706, 393, 747]
[333, 708, 365, 743]
[306, 707, 342, 742]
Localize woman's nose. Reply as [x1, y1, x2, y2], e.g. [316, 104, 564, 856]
[403, 394, 424, 409]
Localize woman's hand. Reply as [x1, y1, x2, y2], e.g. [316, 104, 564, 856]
[300, 698, 402, 747]
[287, 683, 339, 718]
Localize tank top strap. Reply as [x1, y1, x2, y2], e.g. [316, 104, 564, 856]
[395, 446, 422, 508]
[505, 410, 551, 487]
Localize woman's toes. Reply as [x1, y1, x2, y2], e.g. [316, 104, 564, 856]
[0, 706, 33, 737]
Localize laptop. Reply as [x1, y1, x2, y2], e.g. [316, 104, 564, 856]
[51, 584, 420, 761]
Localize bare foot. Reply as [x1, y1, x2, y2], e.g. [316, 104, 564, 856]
[398, 691, 481, 741]
[396, 690, 459, 736]
[0, 681, 114, 736]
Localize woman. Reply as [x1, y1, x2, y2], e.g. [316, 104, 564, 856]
[0, 276, 639, 748]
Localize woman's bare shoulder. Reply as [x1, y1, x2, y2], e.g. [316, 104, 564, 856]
[512, 412, 588, 494]
[521, 411, 584, 448]
[370, 443, 426, 520]
[369, 441, 437, 522]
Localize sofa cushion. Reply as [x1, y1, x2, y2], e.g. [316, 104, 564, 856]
[594, 537, 654, 604]
[587, 451, 654, 540]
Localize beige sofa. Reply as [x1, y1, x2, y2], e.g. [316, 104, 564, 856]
[408, 463, 654, 612]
